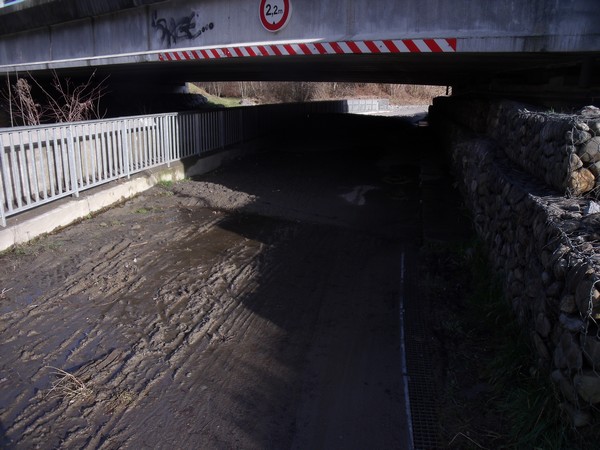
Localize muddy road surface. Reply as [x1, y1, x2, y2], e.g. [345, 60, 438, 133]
[0, 115, 423, 449]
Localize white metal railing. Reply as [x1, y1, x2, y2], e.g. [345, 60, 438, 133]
[0, 100, 348, 226]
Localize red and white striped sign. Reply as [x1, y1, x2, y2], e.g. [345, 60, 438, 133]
[157, 38, 457, 62]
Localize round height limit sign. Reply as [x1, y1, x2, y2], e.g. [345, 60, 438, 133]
[259, 0, 292, 32]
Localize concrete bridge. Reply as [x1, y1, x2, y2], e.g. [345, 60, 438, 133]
[2, 2, 600, 448]
[0, 0, 599, 101]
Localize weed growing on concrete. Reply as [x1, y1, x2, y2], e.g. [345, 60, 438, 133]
[12, 245, 30, 256]
[157, 179, 174, 189]
[11, 243, 41, 256]
[134, 207, 152, 214]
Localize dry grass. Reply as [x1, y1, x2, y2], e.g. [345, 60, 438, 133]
[191, 81, 446, 106]
[45, 366, 93, 402]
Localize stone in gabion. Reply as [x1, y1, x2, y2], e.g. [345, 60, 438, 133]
[567, 168, 595, 195]
[575, 277, 599, 315]
[579, 106, 600, 118]
[560, 294, 577, 314]
[559, 313, 585, 333]
[569, 153, 584, 170]
[536, 313, 552, 337]
[552, 369, 578, 404]
[560, 402, 592, 428]
[578, 137, 600, 164]
[583, 200, 600, 215]
[575, 371, 600, 403]
[533, 331, 550, 357]
[581, 335, 600, 369]
[567, 129, 593, 145]
[555, 332, 583, 371]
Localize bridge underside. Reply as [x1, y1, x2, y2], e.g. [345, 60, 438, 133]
[99, 52, 592, 84]
[8, 51, 596, 109]
[1, 1, 598, 111]
[0, 0, 598, 108]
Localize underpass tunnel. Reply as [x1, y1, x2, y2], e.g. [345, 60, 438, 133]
[1, 4, 599, 445]
[170, 101, 463, 449]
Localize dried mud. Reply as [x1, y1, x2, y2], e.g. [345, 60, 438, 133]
[0, 115, 423, 449]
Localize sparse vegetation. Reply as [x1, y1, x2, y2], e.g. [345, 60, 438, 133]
[134, 207, 152, 214]
[157, 179, 174, 189]
[189, 81, 446, 106]
[463, 245, 567, 449]
[1, 71, 107, 126]
[45, 366, 93, 403]
[187, 84, 241, 107]
[426, 241, 600, 449]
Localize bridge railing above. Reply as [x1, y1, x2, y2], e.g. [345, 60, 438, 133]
[0, 100, 348, 227]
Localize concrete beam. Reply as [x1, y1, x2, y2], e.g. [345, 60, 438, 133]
[0, 0, 598, 103]
[0, 0, 598, 71]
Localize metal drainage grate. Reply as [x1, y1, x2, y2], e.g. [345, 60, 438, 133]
[403, 249, 442, 450]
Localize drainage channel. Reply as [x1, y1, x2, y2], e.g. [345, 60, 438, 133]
[402, 245, 442, 449]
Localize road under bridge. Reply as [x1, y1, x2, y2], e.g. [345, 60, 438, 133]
[0, 112, 469, 449]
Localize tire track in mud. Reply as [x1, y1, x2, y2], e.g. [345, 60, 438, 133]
[1, 138, 418, 449]
[0, 204, 300, 449]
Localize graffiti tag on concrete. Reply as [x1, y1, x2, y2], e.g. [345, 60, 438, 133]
[152, 10, 214, 48]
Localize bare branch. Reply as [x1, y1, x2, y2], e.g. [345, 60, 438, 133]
[1, 71, 108, 126]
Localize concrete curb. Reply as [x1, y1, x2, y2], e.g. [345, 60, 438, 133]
[0, 143, 256, 252]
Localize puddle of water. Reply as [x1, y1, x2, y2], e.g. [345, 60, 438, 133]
[0, 288, 45, 315]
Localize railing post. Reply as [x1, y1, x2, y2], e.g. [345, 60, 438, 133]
[67, 126, 79, 198]
[164, 116, 171, 168]
[174, 114, 181, 161]
[120, 120, 131, 179]
[195, 114, 201, 156]
[0, 177, 6, 227]
[219, 110, 225, 149]
[240, 109, 244, 144]
[0, 141, 6, 226]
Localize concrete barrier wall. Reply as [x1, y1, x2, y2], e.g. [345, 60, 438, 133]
[345, 99, 389, 113]
[433, 97, 600, 427]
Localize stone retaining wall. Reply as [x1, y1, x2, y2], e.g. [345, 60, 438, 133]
[434, 97, 600, 196]
[432, 97, 600, 426]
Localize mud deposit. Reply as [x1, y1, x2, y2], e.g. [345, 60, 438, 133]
[0, 116, 422, 449]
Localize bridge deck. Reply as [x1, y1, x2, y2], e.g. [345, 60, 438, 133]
[0, 0, 598, 89]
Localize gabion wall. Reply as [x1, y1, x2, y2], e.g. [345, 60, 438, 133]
[432, 97, 600, 427]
